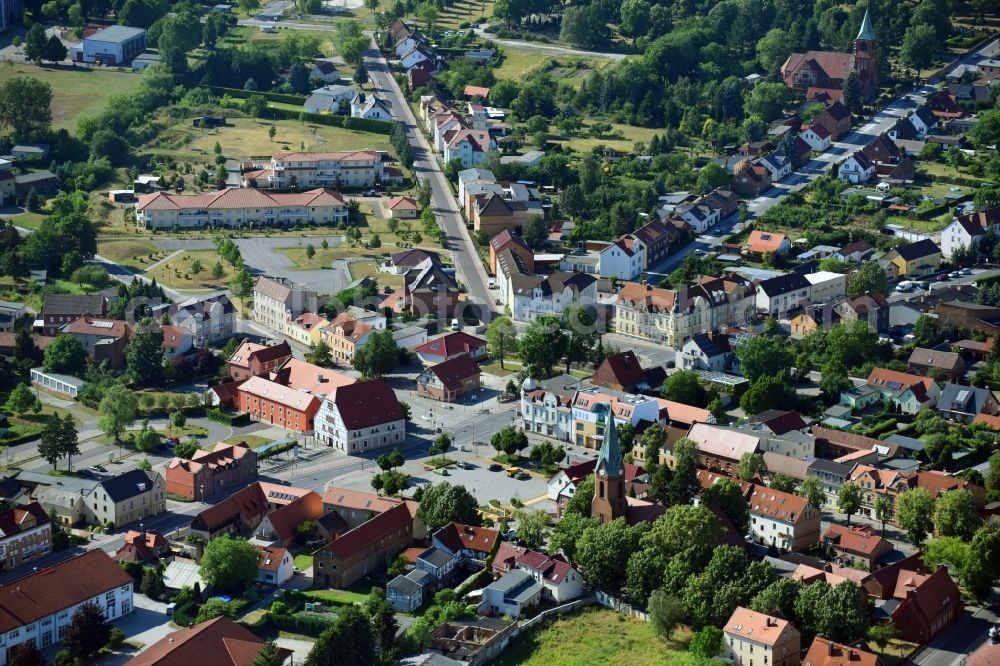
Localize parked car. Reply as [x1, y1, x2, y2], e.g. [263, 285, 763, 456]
[516, 471, 530, 480]
[936, 274, 950, 282]
[960, 267, 972, 275]
[949, 271, 961, 278]
[488, 463, 503, 472]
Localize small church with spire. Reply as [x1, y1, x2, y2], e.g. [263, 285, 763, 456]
[591, 404, 665, 525]
[780, 5, 879, 100]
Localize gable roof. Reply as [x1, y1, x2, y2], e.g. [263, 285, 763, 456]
[783, 51, 851, 85]
[190, 483, 268, 533]
[42, 294, 106, 316]
[808, 122, 831, 139]
[65, 316, 127, 338]
[126, 617, 281, 666]
[908, 347, 962, 371]
[724, 606, 798, 647]
[422, 353, 481, 391]
[415, 332, 486, 359]
[590, 351, 647, 390]
[99, 469, 158, 503]
[0, 549, 133, 633]
[228, 339, 291, 367]
[746, 483, 813, 523]
[758, 273, 811, 297]
[515, 549, 575, 585]
[804, 637, 882, 666]
[866, 367, 936, 395]
[687, 423, 760, 461]
[433, 522, 499, 555]
[822, 523, 891, 557]
[895, 238, 941, 262]
[319, 502, 412, 560]
[328, 379, 403, 429]
[747, 230, 789, 254]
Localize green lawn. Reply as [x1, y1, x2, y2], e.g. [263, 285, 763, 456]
[553, 122, 662, 153]
[494, 609, 697, 666]
[222, 435, 273, 448]
[96, 240, 170, 271]
[437, 0, 495, 28]
[305, 588, 369, 607]
[144, 250, 235, 290]
[493, 48, 618, 89]
[293, 553, 314, 570]
[0, 63, 145, 130]
[481, 359, 521, 377]
[5, 212, 47, 231]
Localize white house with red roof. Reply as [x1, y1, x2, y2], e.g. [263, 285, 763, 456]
[161, 324, 193, 359]
[314, 379, 406, 453]
[242, 150, 399, 189]
[386, 195, 420, 219]
[801, 122, 832, 151]
[136, 188, 348, 229]
[414, 332, 487, 365]
[598, 236, 645, 280]
[431, 522, 499, 562]
[444, 129, 497, 168]
[512, 549, 583, 603]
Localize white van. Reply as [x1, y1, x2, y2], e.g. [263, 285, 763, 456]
[895, 280, 914, 292]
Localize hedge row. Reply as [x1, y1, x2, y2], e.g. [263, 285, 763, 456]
[247, 611, 334, 636]
[206, 409, 251, 426]
[207, 85, 307, 105]
[262, 105, 396, 135]
[258, 441, 296, 460]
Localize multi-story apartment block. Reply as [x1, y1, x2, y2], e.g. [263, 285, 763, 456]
[252, 276, 319, 336]
[613, 277, 754, 347]
[520, 375, 580, 442]
[314, 380, 406, 454]
[242, 150, 402, 189]
[136, 188, 348, 229]
[0, 503, 51, 572]
[0, 550, 133, 665]
[570, 387, 660, 449]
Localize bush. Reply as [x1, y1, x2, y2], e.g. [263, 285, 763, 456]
[206, 409, 250, 426]
[107, 627, 125, 650]
[270, 612, 335, 636]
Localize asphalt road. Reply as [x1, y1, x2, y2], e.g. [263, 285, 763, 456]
[363, 41, 496, 322]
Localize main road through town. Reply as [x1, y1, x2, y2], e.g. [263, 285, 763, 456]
[363, 40, 497, 322]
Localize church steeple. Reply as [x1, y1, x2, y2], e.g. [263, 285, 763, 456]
[591, 404, 627, 525]
[856, 7, 876, 41]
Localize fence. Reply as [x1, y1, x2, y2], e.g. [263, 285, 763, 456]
[518, 596, 596, 630]
[594, 590, 649, 621]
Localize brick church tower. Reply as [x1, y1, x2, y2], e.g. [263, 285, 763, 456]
[851, 6, 878, 98]
[591, 405, 627, 525]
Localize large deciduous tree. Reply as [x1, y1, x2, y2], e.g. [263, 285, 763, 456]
[414, 482, 480, 532]
[199, 534, 260, 594]
[897, 487, 935, 547]
[485, 316, 518, 370]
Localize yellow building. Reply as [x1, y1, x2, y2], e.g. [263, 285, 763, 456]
[882, 238, 941, 280]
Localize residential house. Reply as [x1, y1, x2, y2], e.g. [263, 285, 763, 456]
[147, 315, 188, 359]
[129, 619, 291, 666]
[803, 638, 883, 666]
[136, 188, 348, 229]
[941, 206, 1000, 259]
[444, 129, 496, 168]
[845, 367, 940, 414]
[935, 383, 997, 423]
[909, 106, 938, 138]
[801, 123, 832, 151]
[807, 458, 856, 509]
[0, 301, 25, 333]
[252, 276, 319, 337]
[312, 503, 413, 588]
[417, 353, 481, 402]
[508, 271, 597, 323]
[513, 550, 583, 603]
[838, 151, 875, 184]
[314, 380, 406, 454]
[675, 332, 733, 373]
[253, 491, 324, 547]
[39, 294, 107, 337]
[285, 312, 329, 348]
[303, 84, 357, 113]
[746, 230, 791, 256]
[880, 239, 941, 281]
[471, 192, 532, 237]
[757, 152, 792, 182]
[756, 273, 812, 315]
[848, 465, 913, 523]
[321, 313, 375, 366]
[0, 503, 50, 572]
[744, 482, 822, 551]
[632, 218, 680, 269]
[835, 239, 874, 263]
[414, 332, 487, 365]
[520, 374, 578, 443]
[227, 340, 292, 382]
[907, 347, 964, 381]
[814, 101, 853, 141]
[400, 44, 434, 70]
[457, 167, 496, 202]
[431, 523, 499, 562]
[308, 61, 341, 83]
[0, 550, 133, 664]
[115, 529, 169, 564]
[164, 294, 235, 347]
[321, 487, 422, 536]
[479, 570, 542, 618]
[590, 351, 648, 392]
[385, 248, 441, 275]
[880, 564, 963, 644]
[598, 237, 645, 280]
[675, 200, 720, 233]
[165, 442, 258, 501]
[386, 569, 432, 612]
[613, 277, 755, 347]
[732, 163, 773, 197]
[835, 292, 889, 332]
[805, 271, 847, 303]
[724, 606, 801, 666]
[350, 93, 392, 120]
[189, 483, 270, 542]
[64, 316, 128, 369]
[415, 546, 456, 582]
[85, 469, 166, 528]
[386, 196, 420, 219]
[488, 229, 533, 275]
[569, 388, 660, 449]
[255, 545, 293, 586]
[822, 524, 893, 571]
[243, 151, 399, 190]
[403, 257, 460, 318]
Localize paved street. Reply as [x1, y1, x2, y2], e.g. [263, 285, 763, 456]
[364, 42, 496, 322]
[911, 603, 998, 666]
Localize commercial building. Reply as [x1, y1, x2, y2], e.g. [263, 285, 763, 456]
[234, 376, 321, 432]
[78, 25, 147, 65]
[0, 550, 133, 664]
[314, 380, 405, 453]
[520, 375, 579, 443]
[136, 188, 348, 229]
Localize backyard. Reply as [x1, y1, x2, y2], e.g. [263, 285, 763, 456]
[0, 63, 145, 130]
[493, 609, 698, 666]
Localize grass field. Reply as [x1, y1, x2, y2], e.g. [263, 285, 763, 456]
[437, 0, 495, 28]
[553, 121, 662, 153]
[222, 435, 273, 448]
[305, 587, 370, 607]
[4, 212, 47, 231]
[145, 116, 394, 163]
[0, 62, 144, 131]
[96, 240, 170, 271]
[494, 610, 697, 666]
[292, 553, 313, 570]
[493, 49, 618, 89]
[144, 250, 234, 290]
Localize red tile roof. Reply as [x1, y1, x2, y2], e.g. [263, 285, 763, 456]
[803, 637, 883, 666]
[127, 617, 283, 666]
[725, 606, 798, 647]
[822, 524, 891, 557]
[591, 351, 646, 390]
[138, 188, 345, 212]
[0, 550, 133, 633]
[318, 502, 412, 560]
[65, 316, 127, 338]
[908, 470, 969, 498]
[415, 332, 486, 359]
[190, 483, 268, 533]
[424, 353, 481, 391]
[515, 549, 575, 584]
[328, 379, 403, 429]
[161, 325, 188, 351]
[747, 230, 788, 254]
[433, 522, 499, 555]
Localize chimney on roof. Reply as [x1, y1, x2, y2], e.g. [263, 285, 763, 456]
[828, 639, 834, 656]
[766, 617, 776, 627]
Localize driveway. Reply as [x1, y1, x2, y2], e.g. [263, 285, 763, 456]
[97, 595, 174, 665]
